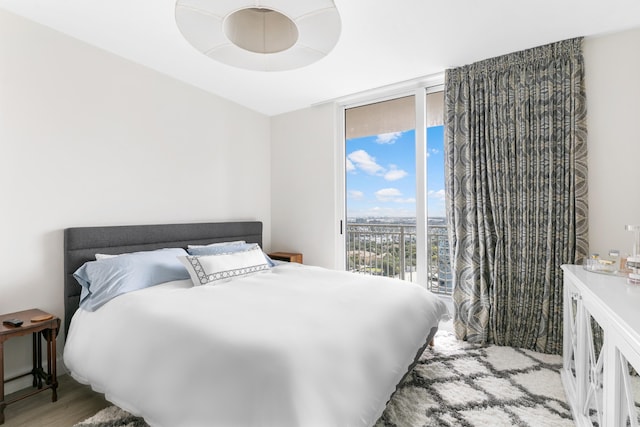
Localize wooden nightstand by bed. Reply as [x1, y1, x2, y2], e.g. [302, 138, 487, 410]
[0, 309, 60, 425]
[268, 252, 303, 264]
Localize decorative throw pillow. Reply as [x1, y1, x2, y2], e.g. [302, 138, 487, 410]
[187, 241, 276, 267]
[178, 245, 270, 286]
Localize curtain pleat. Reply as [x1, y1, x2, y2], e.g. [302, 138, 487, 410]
[444, 38, 588, 354]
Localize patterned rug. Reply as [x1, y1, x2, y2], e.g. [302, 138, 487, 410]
[74, 331, 573, 427]
[376, 331, 572, 427]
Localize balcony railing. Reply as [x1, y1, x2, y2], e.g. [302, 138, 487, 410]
[346, 223, 453, 296]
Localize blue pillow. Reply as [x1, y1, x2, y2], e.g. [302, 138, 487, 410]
[187, 242, 276, 267]
[74, 247, 189, 311]
[187, 242, 254, 255]
[187, 240, 245, 250]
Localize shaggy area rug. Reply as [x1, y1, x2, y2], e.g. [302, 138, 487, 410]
[376, 331, 572, 427]
[74, 331, 574, 427]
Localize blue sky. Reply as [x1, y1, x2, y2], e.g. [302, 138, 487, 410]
[346, 126, 445, 218]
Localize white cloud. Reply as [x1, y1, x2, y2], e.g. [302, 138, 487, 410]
[346, 152, 408, 181]
[395, 197, 416, 204]
[347, 150, 384, 175]
[375, 188, 403, 201]
[384, 165, 408, 181]
[374, 188, 416, 204]
[376, 132, 402, 144]
[348, 190, 364, 200]
[346, 158, 355, 172]
[428, 189, 446, 200]
[427, 190, 446, 218]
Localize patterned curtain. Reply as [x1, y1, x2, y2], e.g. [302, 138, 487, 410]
[444, 38, 588, 354]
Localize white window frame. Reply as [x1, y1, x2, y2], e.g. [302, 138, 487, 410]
[334, 74, 444, 287]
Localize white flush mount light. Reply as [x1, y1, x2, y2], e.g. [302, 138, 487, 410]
[175, 0, 341, 72]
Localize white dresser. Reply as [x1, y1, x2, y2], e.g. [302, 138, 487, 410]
[561, 264, 640, 426]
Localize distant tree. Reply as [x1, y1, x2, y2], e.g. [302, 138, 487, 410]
[382, 259, 398, 276]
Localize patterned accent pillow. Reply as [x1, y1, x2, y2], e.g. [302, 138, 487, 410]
[187, 241, 276, 267]
[178, 245, 270, 286]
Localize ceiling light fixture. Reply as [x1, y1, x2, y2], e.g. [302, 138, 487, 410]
[175, 0, 341, 72]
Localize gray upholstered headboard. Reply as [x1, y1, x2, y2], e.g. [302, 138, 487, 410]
[63, 221, 262, 337]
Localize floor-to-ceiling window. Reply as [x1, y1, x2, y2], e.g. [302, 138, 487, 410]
[342, 87, 450, 294]
[345, 95, 417, 279]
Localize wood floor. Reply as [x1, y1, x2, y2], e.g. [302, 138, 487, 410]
[3, 374, 109, 427]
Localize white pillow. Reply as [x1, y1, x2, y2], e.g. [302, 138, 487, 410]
[187, 240, 246, 249]
[95, 253, 118, 260]
[178, 245, 270, 286]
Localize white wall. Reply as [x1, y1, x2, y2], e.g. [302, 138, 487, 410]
[0, 10, 271, 393]
[584, 27, 640, 256]
[271, 104, 338, 268]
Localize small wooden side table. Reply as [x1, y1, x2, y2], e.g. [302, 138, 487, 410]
[268, 252, 303, 264]
[0, 309, 60, 425]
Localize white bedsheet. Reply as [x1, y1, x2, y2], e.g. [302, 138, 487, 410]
[64, 263, 449, 427]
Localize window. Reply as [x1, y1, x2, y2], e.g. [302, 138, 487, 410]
[341, 87, 450, 294]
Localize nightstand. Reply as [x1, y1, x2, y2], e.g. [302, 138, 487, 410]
[0, 309, 60, 425]
[268, 252, 303, 264]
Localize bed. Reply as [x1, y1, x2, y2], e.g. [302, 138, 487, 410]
[63, 221, 448, 427]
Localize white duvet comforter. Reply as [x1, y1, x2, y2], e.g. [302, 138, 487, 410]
[64, 263, 448, 427]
